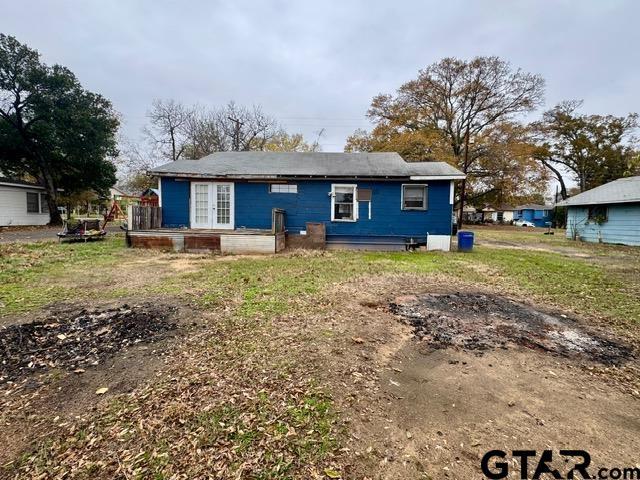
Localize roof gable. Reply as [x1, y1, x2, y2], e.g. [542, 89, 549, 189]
[556, 176, 640, 207]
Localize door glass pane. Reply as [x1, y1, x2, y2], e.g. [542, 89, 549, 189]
[216, 184, 230, 225]
[195, 184, 209, 224]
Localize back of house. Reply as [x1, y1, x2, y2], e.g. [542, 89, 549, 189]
[513, 204, 553, 227]
[146, 152, 465, 252]
[557, 176, 640, 246]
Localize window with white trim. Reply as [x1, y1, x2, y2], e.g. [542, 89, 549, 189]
[269, 184, 298, 194]
[331, 184, 357, 221]
[26, 192, 40, 213]
[402, 184, 427, 210]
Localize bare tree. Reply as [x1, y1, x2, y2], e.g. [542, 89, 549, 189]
[368, 57, 545, 228]
[145, 99, 194, 161]
[144, 100, 312, 161]
[114, 136, 161, 192]
[217, 102, 280, 151]
[181, 102, 282, 157]
[182, 106, 226, 159]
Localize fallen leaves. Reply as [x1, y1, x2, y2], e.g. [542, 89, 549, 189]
[5, 310, 343, 479]
[324, 468, 341, 478]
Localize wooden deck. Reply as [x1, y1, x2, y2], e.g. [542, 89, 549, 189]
[127, 228, 285, 254]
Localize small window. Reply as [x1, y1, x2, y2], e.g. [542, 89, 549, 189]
[26, 192, 39, 213]
[402, 185, 427, 210]
[270, 184, 297, 194]
[331, 184, 357, 221]
[588, 206, 607, 222]
[40, 194, 49, 213]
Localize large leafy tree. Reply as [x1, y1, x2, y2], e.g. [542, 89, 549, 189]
[469, 122, 549, 207]
[350, 57, 545, 227]
[533, 101, 638, 199]
[0, 34, 119, 224]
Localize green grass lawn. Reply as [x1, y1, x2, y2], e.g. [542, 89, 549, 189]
[2, 233, 639, 478]
[1, 233, 638, 325]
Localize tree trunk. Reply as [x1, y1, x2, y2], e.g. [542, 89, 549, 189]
[456, 178, 466, 230]
[456, 128, 471, 230]
[38, 161, 63, 226]
[170, 127, 177, 161]
[540, 158, 568, 200]
[46, 194, 63, 225]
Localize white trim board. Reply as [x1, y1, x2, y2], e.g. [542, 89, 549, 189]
[427, 235, 451, 252]
[410, 175, 466, 181]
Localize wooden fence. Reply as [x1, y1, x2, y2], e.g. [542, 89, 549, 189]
[128, 205, 162, 230]
[272, 208, 285, 233]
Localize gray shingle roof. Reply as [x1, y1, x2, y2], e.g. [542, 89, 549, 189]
[149, 152, 465, 179]
[556, 176, 640, 207]
[0, 177, 45, 189]
[514, 204, 553, 211]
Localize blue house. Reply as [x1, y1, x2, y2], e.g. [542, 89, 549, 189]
[513, 204, 553, 227]
[557, 176, 640, 246]
[129, 152, 465, 253]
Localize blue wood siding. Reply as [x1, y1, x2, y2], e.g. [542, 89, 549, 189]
[234, 180, 453, 236]
[514, 208, 551, 227]
[160, 177, 190, 227]
[159, 178, 453, 236]
[566, 203, 640, 246]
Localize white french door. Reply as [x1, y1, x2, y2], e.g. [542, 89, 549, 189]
[190, 182, 234, 229]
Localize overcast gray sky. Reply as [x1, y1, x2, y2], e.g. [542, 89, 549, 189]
[3, 0, 639, 152]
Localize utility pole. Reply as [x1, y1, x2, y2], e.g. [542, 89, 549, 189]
[228, 116, 244, 151]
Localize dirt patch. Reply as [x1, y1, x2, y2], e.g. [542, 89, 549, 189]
[390, 293, 632, 364]
[301, 276, 640, 479]
[0, 302, 185, 467]
[0, 303, 178, 384]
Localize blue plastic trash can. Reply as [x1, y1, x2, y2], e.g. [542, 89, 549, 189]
[457, 231, 474, 252]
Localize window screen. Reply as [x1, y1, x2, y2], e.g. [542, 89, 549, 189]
[402, 185, 427, 210]
[26, 192, 39, 213]
[270, 184, 298, 194]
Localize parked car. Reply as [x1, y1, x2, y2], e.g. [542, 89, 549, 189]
[514, 219, 535, 227]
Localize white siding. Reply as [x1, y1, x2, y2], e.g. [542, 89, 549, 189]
[220, 234, 276, 254]
[0, 185, 50, 226]
[566, 204, 640, 246]
[427, 234, 451, 251]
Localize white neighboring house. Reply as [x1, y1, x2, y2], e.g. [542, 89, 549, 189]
[0, 177, 51, 226]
